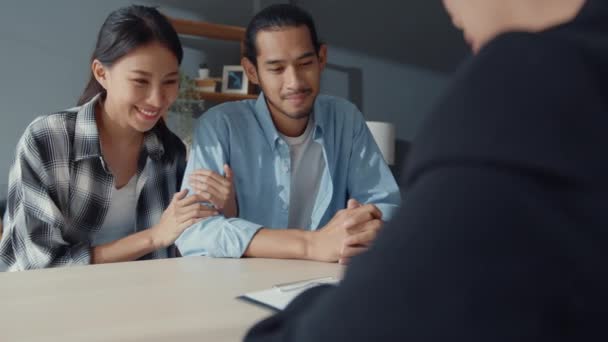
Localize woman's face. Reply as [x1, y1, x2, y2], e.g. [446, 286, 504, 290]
[94, 42, 179, 133]
[442, 0, 512, 53]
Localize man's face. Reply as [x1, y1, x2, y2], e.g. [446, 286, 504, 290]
[246, 25, 326, 121]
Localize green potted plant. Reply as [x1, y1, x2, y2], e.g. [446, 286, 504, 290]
[167, 72, 204, 147]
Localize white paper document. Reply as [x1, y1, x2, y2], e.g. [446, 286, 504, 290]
[238, 276, 340, 311]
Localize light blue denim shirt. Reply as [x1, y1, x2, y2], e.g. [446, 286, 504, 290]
[175, 93, 401, 258]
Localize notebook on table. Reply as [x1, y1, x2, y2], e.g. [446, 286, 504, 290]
[238, 276, 340, 311]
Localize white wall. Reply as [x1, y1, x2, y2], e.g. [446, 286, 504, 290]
[322, 46, 448, 141]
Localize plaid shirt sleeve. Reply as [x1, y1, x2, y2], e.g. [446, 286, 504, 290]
[0, 118, 91, 271]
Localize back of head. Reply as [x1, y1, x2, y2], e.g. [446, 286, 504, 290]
[243, 4, 322, 67]
[78, 5, 183, 106]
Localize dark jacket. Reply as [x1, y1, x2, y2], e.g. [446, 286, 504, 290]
[245, 1, 608, 341]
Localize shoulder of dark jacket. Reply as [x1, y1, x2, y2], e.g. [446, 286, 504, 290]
[405, 31, 608, 188]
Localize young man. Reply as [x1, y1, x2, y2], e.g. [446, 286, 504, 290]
[245, 0, 608, 341]
[175, 4, 400, 263]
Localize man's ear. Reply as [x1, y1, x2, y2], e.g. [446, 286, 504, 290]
[318, 44, 328, 71]
[242, 57, 259, 85]
[92, 59, 108, 89]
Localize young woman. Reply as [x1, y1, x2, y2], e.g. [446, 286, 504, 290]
[0, 5, 233, 271]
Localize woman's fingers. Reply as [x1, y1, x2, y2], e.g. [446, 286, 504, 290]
[176, 217, 205, 233]
[190, 170, 231, 189]
[172, 189, 189, 202]
[189, 178, 229, 198]
[177, 202, 218, 222]
[177, 193, 208, 207]
[195, 190, 225, 210]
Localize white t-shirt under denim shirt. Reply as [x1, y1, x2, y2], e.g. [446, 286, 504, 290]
[279, 117, 325, 229]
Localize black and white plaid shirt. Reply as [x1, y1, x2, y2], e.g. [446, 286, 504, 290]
[0, 94, 186, 271]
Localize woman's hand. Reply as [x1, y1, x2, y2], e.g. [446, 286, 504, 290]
[151, 189, 218, 249]
[188, 164, 237, 218]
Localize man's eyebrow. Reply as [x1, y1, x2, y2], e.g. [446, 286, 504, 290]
[264, 51, 316, 65]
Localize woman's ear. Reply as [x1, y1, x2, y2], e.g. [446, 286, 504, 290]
[241, 57, 259, 85]
[92, 59, 108, 89]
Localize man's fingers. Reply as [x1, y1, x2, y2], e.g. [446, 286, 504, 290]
[342, 206, 383, 230]
[359, 204, 382, 220]
[352, 203, 382, 220]
[348, 218, 383, 234]
[224, 164, 233, 182]
[347, 198, 361, 209]
[345, 223, 381, 246]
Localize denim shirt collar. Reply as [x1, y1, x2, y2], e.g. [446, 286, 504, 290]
[254, 92, 325, 151]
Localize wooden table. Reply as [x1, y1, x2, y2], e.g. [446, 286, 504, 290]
[0, 257, 344, 341]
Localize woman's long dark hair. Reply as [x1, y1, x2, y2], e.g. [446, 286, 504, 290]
[78, 5, 183, 105]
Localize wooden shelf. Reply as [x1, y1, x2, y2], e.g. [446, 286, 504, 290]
[168, 17, 245, 42]
[197, 92, 258, 102]
[167, 15, 260, 104]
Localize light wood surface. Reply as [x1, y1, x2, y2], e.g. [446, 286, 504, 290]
[0, 257, 343, 342]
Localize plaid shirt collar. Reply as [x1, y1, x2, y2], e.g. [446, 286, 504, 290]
[73, 94, 165, 162]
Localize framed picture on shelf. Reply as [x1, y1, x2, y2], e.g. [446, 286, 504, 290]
[221, 65, 249, 94]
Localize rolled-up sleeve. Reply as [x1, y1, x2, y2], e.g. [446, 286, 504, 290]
[175, 112, 263, 258]
[176, 216, 262, 257]
[347, 111, 401, 221]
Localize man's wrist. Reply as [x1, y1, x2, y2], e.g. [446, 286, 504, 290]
[304, 230, 318, 260]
